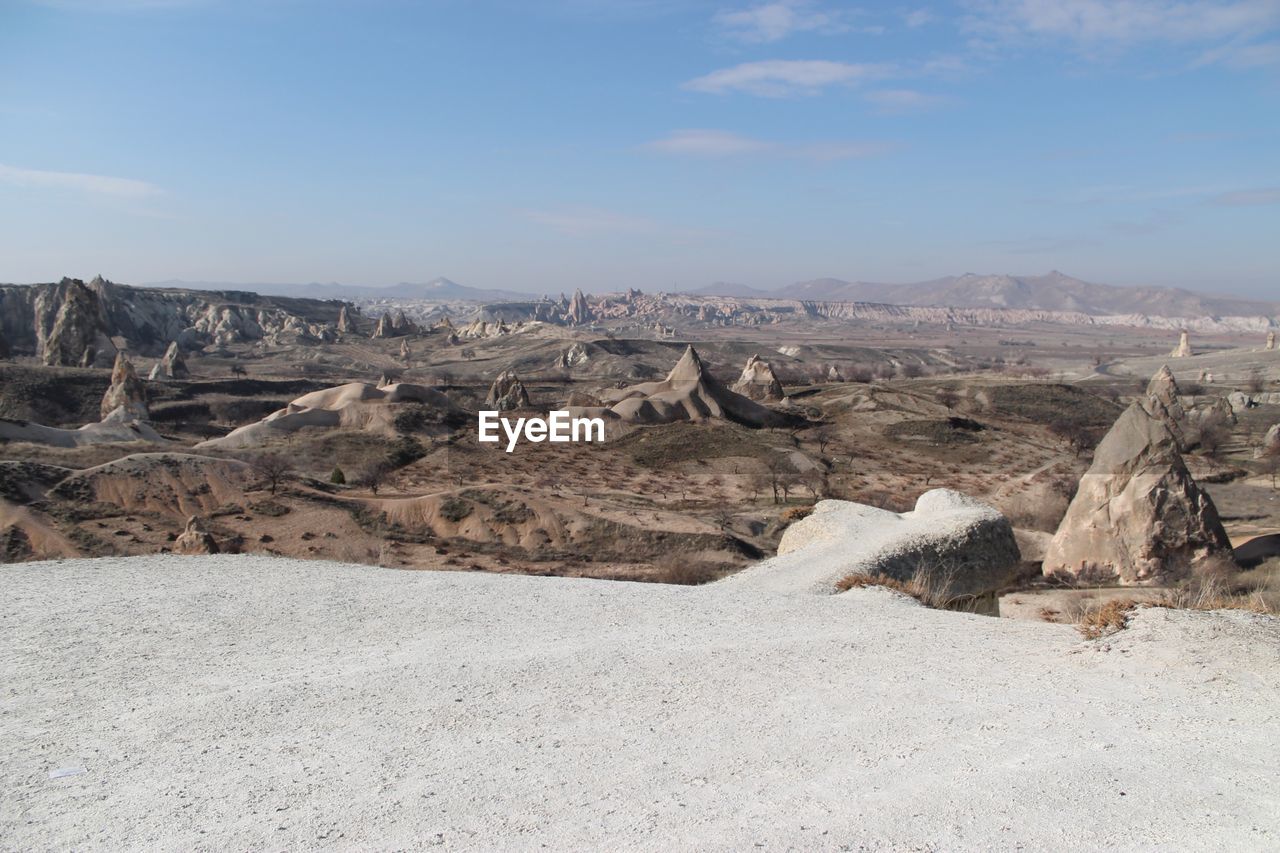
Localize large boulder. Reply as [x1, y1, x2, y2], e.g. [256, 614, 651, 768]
[731, 354, 785, 402]
[486, 370, 531, 411]
[100, 353, 148, 421]
[724, 489, 1021, 603]
[1042, 403, 1232, 585]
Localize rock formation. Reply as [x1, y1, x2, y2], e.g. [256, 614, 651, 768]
[724, 489, 1021, 605]
[553, 342, 590, 370]
[583, 346, 797, 428]
[1267, 331, 1276, 351]
[1042, 403, 1232, 585]
[731, 355, 785, 401]
[1, 277, 346, 358]
[486, 370, 531, 411]
[566, 289, 590, 325]
[173, 516, 220, 555]
[399, 339, 412, 362]
[196, 382, 464, 450]
[34, 278, 117, 367]
[1170, 329, 1193, 358]
[100, 353, 149, 421]
[373, 310, 418, 339]
[0, 406, 166, 448]
[148, 342, 188, 381]
[1260, 423, 1280, 458]
[336, 305, 354, 334]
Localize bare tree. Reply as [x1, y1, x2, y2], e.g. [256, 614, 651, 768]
[1048, 417, 1097, 458]
[252, 452, 292, 496]
[935, 387, 960, 412]
[1261, 445, 1280, 490]
[359, 462, 390, 496]
[1192, 411, 1231, 459]
[811, 424, 834, 456]
[711, 504, 736, 530]
[230, 364, 248, 378]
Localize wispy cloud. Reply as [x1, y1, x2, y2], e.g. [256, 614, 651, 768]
[642, 129, 774, 156]
[28, 0, 209, 10]
[965, 0, 1280, 43]
[962, 0, 1280, 66]
[905, 8, 936, 28]
[864, 88, 952, 113]
[521, 207, 656, 237]
[979, 235, 1098, 254]
[0, 163, 162, 198]
[682, 59, 890, 96]
[1209, 186, 1280, 206]
[643, 129, 892, 160]
[713, 1, 878, 43]
[1110, 209, 1181, 235]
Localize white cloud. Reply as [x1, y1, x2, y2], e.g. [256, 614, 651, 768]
[964, 0, 1280, 46]
[643, 129, 892, 160]
[0, 163, 162, 198]
[682, 59, 890, 96]
[713, 1, 849, 43]
[864, 88, 951, 112]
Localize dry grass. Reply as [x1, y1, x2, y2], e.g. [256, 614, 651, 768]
[1077, 599, 1137, 639]
[835, 563, 979, 611]
[1074, 560, 1278, 639]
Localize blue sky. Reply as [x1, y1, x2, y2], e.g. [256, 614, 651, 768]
[1, 0, 1278, 296]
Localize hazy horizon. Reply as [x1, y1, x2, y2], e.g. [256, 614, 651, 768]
[2, 0, 1277, 296]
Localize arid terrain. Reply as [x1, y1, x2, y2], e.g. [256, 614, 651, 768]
[2, 275, 1279, 615]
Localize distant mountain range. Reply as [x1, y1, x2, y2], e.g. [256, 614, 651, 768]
[144, 277, 531, 302]
[690, 271, 1280, 317]
[140, 271, 1278, 319]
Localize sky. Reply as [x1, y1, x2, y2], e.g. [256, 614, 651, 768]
[0, 0, 1278, 296]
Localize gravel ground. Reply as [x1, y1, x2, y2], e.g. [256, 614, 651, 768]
[2, 554, 1279, 850]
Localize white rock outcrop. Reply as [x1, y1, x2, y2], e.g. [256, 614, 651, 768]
[731, 354, 785, 401]
[725, 489, 1021, 601]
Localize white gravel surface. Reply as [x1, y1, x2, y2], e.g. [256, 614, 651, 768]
[3, 554, 1279, 850]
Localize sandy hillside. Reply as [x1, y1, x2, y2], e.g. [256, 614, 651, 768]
[2, 554, 1278, 850]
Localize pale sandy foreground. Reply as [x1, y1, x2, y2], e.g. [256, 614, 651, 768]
[2, 556, 1279, 850]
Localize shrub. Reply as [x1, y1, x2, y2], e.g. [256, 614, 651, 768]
[439, 496, 473, 523]
[329, 466, 346, 485]
[651, 555, 722, 586]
